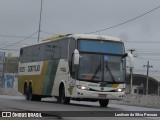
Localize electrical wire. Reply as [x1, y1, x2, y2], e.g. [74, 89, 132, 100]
[1, 4, 160, 50]
[0, 48, 19, 51]
[124, 41, 160, 43]
[40, 31, 60, 35]
[136, 57, 160, 61]
[0, 43, 21, 46]
[0, 31, 38, 49]
[85, 4, 160, 34]
[0, 34, 39, 39]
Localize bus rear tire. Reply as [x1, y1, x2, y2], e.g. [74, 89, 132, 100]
[99, 99, 109, 107]
[28, 86, 41, 101]
[24, 84, 29, 100]
[58, 85, 70, 104]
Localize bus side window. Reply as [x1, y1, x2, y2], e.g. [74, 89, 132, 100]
[20, 47, 29, 63]
[69, 38, 76, 59]
[32, 45, 39, 62]
[54, 41, 60, 59]
[45, 43, 54, 60]
[59, 39, 69, 59]
[44, 41, 59, 60]
[39, 44, 45, 61]
[69, 38, 76, 77]
[20, 48, 23, 56]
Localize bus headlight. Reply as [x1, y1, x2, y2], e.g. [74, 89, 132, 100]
[116, 88, 125, 92]
[77, 85, 90, 90]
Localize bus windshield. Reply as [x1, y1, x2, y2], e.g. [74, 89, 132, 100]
[77, 39, 125, 83]
[78, 54, 125, 83]
[78, 39, 124, 54]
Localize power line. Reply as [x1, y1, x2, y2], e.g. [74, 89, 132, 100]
[41, 31, 60, 35]
[136, 57, 160, 61]
[124, 41, 160, 43]
[0, 43, 21, 46]
[86, 4, 160, 34]
[0, 34, 39, 39]
[136, 48, 160, 50]
[0, 31, 38, 49]
[1, 4, 160, 48]
[0, 30, 56, 48]
[0, 48, 19, 51]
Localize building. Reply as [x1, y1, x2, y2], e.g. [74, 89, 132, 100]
[126, 73, 160, 95]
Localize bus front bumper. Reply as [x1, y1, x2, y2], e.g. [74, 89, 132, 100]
[75, 88, 125, 100]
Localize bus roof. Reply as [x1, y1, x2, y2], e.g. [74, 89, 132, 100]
[21, 34, 122, 48]
[42, 34, 121, 42]
[69, 34, 122, 42]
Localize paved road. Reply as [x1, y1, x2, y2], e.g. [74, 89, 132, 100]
[0, 95, 159, 120]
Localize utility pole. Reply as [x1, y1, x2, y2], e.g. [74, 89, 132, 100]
[129, 49, 135, 54]
[128, 49, 135, 94]
[38, 0, 43, 42]
[2, 52, 5, 88]
[143, 61, 153, 95]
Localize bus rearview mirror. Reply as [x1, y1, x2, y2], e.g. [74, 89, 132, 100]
[127, 53, 134, 68]
[73, 49, 80, 65]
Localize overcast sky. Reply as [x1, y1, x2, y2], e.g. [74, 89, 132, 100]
[1, 0, 160, 75]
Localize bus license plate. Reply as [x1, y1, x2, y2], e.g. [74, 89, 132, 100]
[98, 94, 107, 98]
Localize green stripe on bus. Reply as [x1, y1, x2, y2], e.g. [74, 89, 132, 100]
[42, 60, 59, 95]
[99, 84, 119, 88]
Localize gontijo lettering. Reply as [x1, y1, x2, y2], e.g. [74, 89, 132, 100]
[19, 67, 25, 72]
[28, 65, 40, 72]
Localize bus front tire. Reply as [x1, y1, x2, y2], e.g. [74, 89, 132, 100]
[99, 99, 109, 107]
[58, 85, 70, 104]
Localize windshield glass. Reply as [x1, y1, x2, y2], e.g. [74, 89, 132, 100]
[78, 53, 125, 83]
[104, 55, 125, 82]
[78, 39, 124, 54]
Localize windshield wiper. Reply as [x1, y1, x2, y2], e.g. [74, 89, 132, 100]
[105, 61, 116, 82]
[91, 61, 101, 80]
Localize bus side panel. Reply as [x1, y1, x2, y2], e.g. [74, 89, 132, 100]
[18, 60, 59, 96]
[18, 75, 24, 94]
[18, 67, 45, 95]
[51, 59, 69, 96]
[18, 62, 45, 95]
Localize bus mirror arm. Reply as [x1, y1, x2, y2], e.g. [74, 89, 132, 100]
[122, 53, 128, 59]
[122, 53, 134, 68]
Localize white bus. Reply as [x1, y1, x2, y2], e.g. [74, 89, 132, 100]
[18, 34, 127, 107]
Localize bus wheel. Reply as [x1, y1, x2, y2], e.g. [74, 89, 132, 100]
[28, 86, 41, 101]
[28, 86, 33, 101]
[58, 85, 70, 104]
[99, 99, 109, 107]
[24, 84, 29, 100]
[33, 95, 41, 101]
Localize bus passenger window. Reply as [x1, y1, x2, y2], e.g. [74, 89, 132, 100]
[20, 48, 23, 56]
